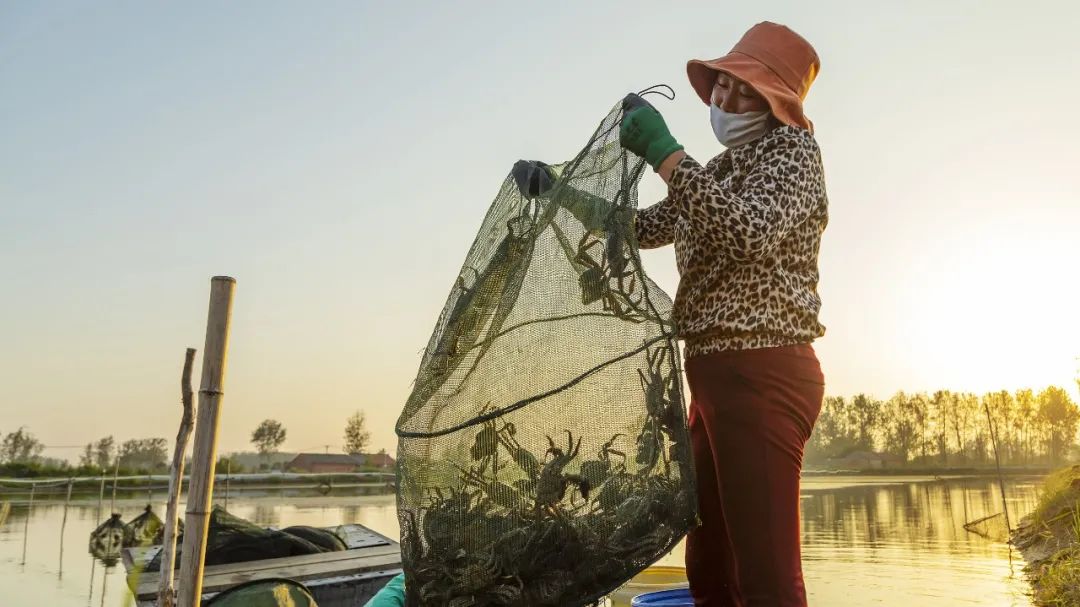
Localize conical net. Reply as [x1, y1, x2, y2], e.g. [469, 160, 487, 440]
[89, 513, 128, 564]
[125, 504, 165, 547]
[395, 94, 697, 607]
[963, 511, 1011, 543]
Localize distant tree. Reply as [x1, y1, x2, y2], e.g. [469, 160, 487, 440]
[38, 457, 70, 470]
[1014, 389, 1038, 463]
[344, 411, 371, 455]
[251, 419, 287, 462]
[911, 393, 931, 462]
[79, 443, 95, 468]
[0, 428, 44, 464]
[882, 391, 926, 462]
[118, 438, 169, 471]
[850, 394, 883, 451]
[931, 390, 952, 465]
[946, 393, 980, 463]
[990, 390, 1016, 462]
[1037, 386, 1080, 464]
[216, 455, 243, 474]
[94, 436, 115, 470]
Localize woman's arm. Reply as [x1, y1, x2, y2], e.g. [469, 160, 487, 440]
[634, 196, 679, 249]
[514, 156, 677, 249]
[657, 150, 688, 183]
[664, 130, 823, 263]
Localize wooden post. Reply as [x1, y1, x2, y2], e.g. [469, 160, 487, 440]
[177, 277, 236, 607]
[110, 455, 120, 513]
[159, 348, 197, 607]
[224, 458, 230, 511]
[96, 469, 106, 518]
[21, 482, 35, 564]
[58, 478, 73, 579]
[99, 565, 109, 607]
[985, 396, 1012, 532]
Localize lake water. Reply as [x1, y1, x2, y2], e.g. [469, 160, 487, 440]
[0, 475, 1040, 606]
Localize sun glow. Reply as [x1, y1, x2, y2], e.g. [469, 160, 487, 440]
[896, 219, 1079, 397]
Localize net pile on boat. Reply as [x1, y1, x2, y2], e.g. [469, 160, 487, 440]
[145, 506, 345, 571]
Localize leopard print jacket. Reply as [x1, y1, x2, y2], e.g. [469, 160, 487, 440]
[634, 125, 828, 359]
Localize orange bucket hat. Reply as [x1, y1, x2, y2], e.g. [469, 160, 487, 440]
[687, 22, 820, 131]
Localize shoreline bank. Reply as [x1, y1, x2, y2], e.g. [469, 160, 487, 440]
[1011, 465, 1080, 606]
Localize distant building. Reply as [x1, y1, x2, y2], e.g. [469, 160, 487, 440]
[286, 452, 396, 473]
[826, 450, 905, 470]
[354, 452, 396, 469]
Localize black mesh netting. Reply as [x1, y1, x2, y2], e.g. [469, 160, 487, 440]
[144, 506, 344, 571]
[395, 93, 697, 607]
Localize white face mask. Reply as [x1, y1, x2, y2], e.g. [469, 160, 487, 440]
[710, 104, 771, 148]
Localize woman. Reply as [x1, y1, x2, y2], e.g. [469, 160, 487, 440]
[378, 20, 827, 607]
[619, 21, 828, 607]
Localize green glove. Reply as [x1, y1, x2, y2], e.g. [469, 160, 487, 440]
[619, 93, 684, 171]
[363, 573, 405, 607]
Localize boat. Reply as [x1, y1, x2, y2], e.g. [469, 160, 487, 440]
[122, 523, 401, 606]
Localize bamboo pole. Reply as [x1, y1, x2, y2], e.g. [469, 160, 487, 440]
[58, 478, 73, 579]
[985, 396, 1012, 532]
[110, 455, 120, 513]
[87, 550, 96, 603]
[159, 348, 197, 607]
[96, 469, 106, 518]
[177, 277, 236, 607]
[224, 458, 230, 511]
[99, 565, 108, 607]
[21, 482, 35, 564]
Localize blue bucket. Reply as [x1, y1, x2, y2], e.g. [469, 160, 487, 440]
[630, 587, 693, 606]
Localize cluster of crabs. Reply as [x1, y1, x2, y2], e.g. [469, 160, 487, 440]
[401, 345, 695, 607]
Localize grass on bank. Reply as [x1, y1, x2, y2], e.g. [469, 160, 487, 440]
[1018, 465, 1080, 606]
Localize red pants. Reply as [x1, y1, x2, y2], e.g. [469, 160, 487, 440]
[684, 344, 825, 607]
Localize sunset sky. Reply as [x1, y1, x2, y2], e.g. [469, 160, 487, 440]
[3, 1, 1078, 460]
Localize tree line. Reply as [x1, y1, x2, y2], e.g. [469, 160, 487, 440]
[0, 409, 375, 477]
[0, 428, 170, 476]
[9, 385, 1073, 477]
[806, 385, 1080, 467]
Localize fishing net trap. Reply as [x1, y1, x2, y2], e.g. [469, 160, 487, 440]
[395, 90, 697, 607]
[125, 504, 166, 547]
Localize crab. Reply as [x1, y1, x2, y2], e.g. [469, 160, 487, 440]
[459, 464, 524, 512]
[580, 433, 627, 489]
[635, 344, 686, 473]
[638, 346, 674, 420]
[534, 430, 590, 516]
[469, 408, 512, 463]
[495, 421, 541, 479]
[573, 231, 640, 316]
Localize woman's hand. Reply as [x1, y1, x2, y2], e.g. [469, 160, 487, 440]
[512, 160, 555, 198]
[619, 94, 685, 173]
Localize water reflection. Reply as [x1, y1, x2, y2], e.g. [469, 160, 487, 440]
[801, 477, 1037, 556]
[252, 503, 279, 527]
[799, 476, 1037, 606]
[0, 477, 1038, 606]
